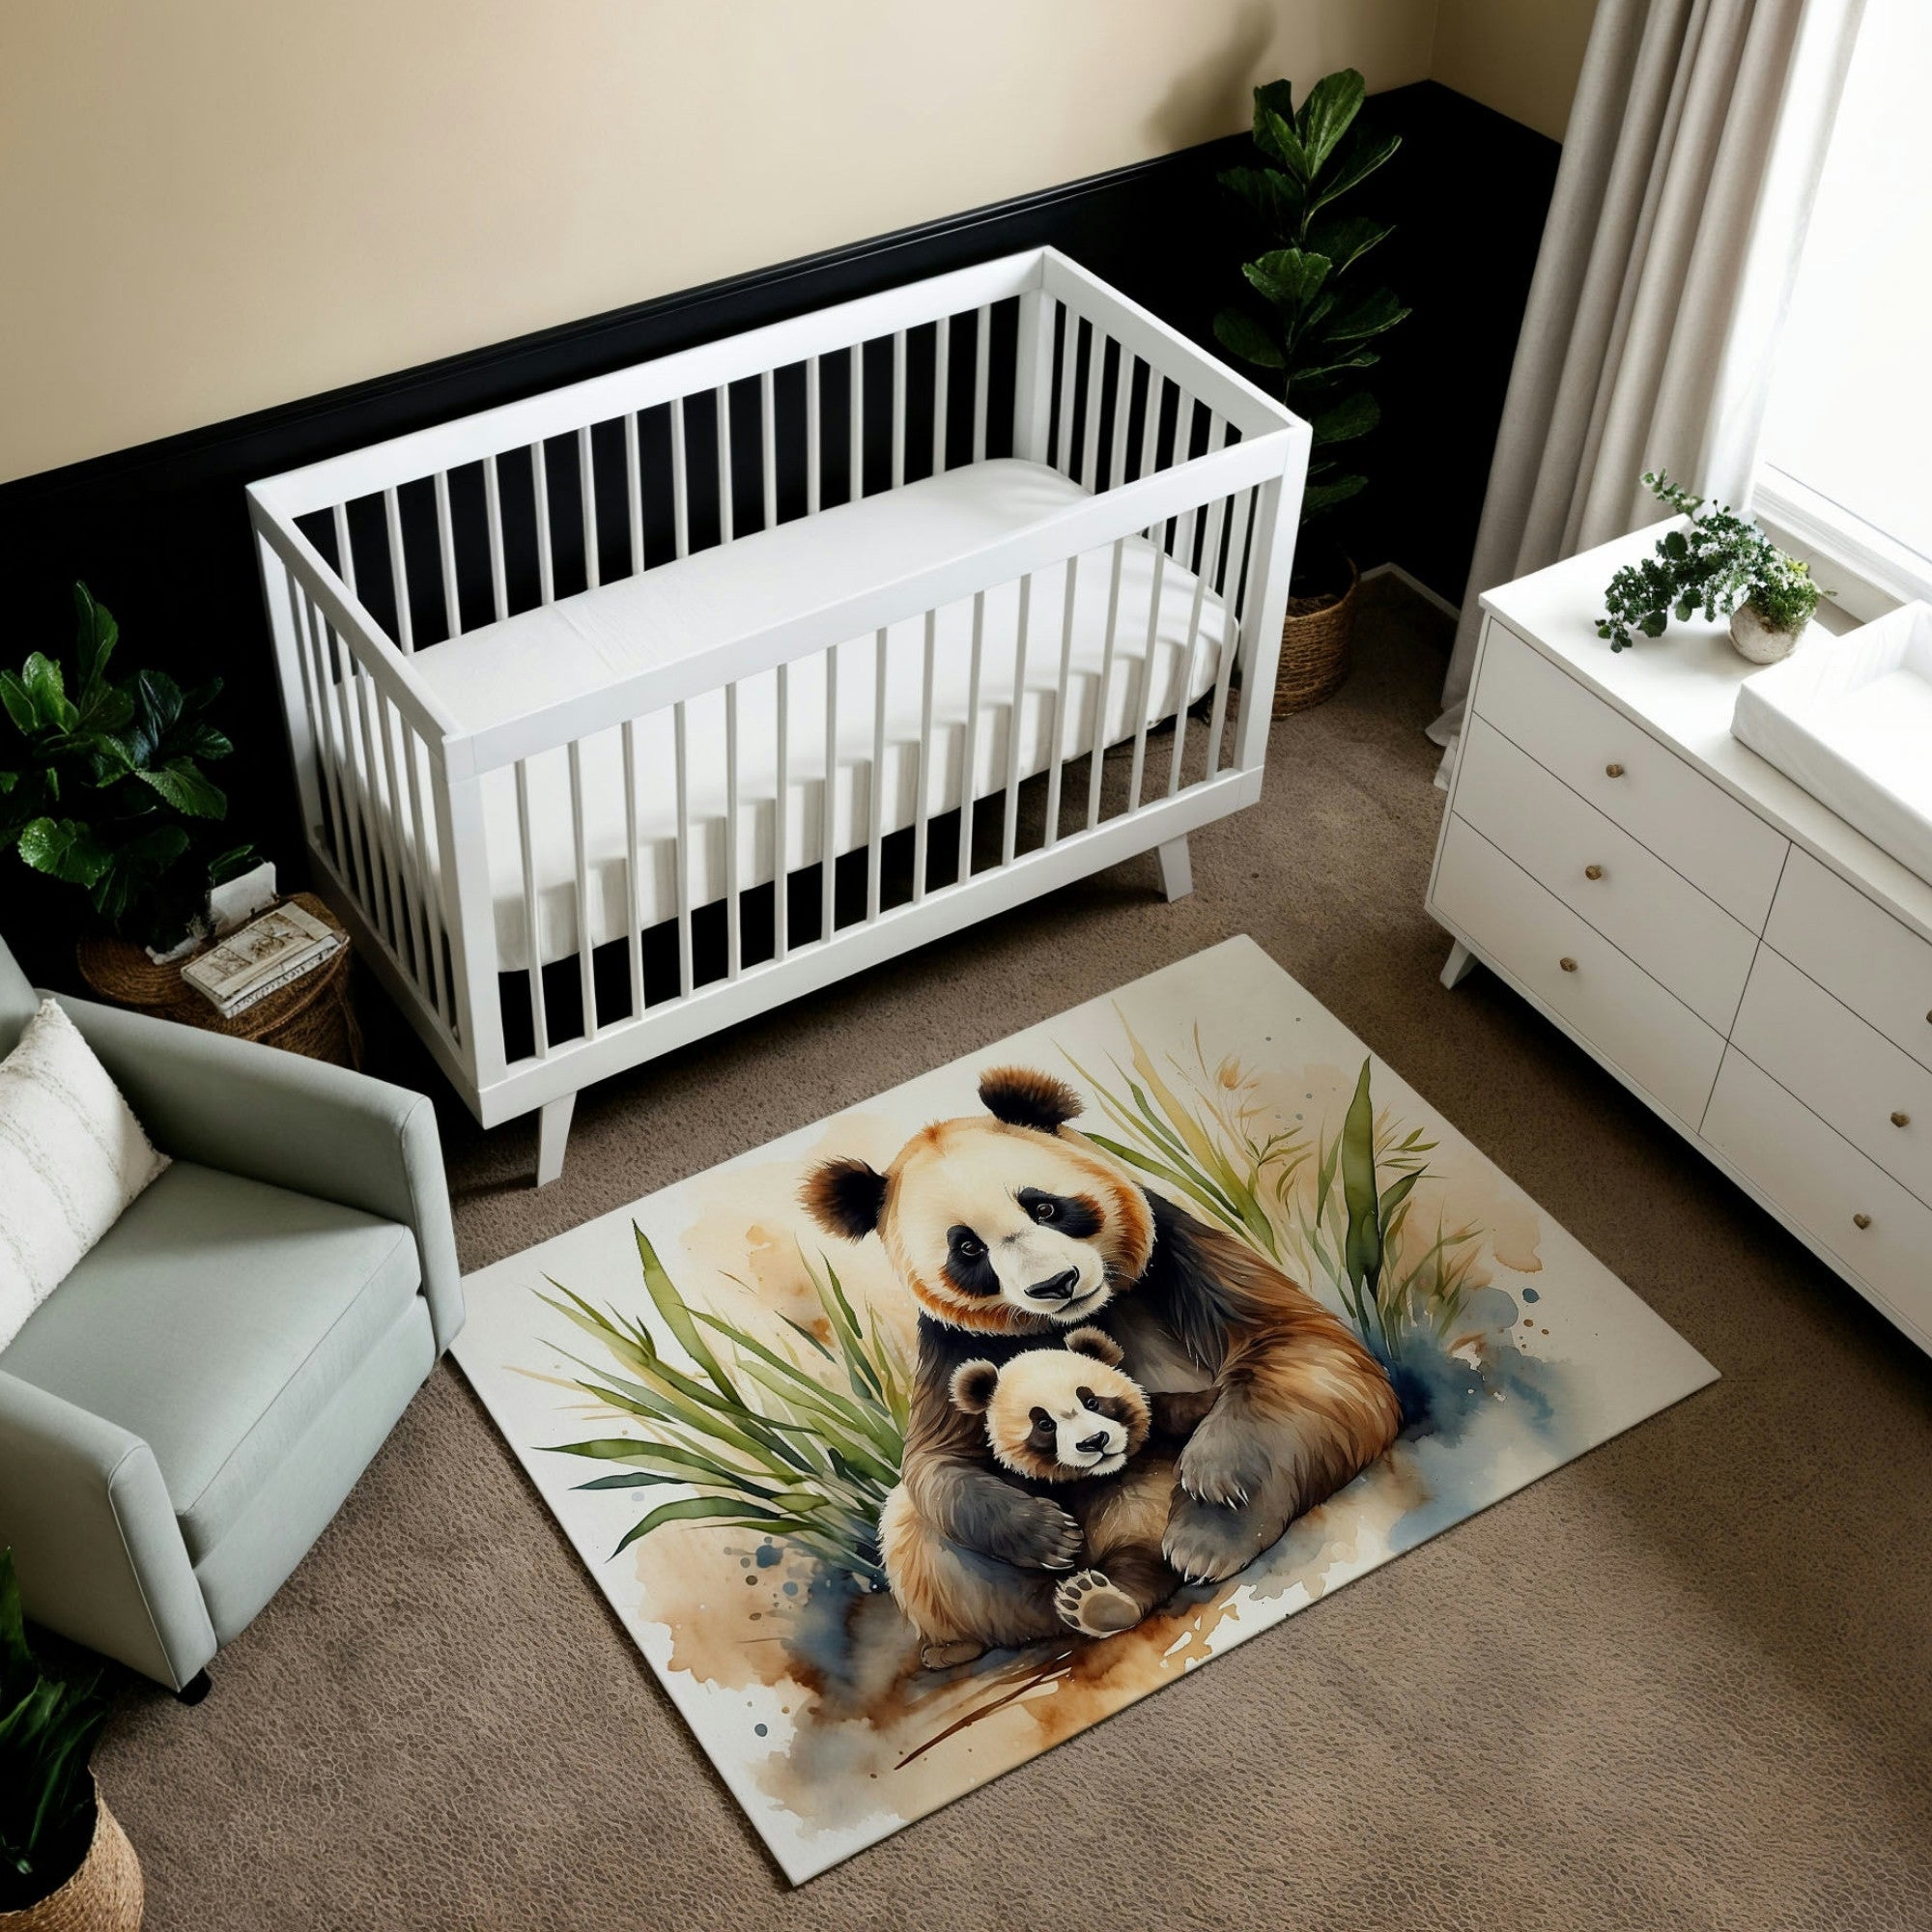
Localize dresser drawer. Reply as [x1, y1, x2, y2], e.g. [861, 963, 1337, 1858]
[1434, 815, 1725, 1125]
[1703, 1047, 1932, 1342]
[1729, 947, 1932, 1208]
[1765, 847, 1932, 1074]
[1453, 717, 1757, 1033]
[1471, 622, 1789, 930]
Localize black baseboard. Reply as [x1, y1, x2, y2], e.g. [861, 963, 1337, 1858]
[0, 81, 1555, 981]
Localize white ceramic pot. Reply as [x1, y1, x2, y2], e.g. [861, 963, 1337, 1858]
[1729, 602, 1805, 665]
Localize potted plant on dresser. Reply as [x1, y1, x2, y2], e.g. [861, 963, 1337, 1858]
[1596, 470, 1823, 662]
[0, 1551, 140, 1930]
[1212, 69, 1410, 712]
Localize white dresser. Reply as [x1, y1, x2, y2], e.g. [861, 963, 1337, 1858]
[1430, 522, 1932, 1352]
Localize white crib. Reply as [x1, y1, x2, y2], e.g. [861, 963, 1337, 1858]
[247, 249, 1309, 1180]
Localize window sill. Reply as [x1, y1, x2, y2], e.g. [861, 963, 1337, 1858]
[1751, 466, 1932, 625]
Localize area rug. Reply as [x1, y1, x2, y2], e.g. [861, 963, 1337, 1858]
[452, 935, 1717, 1881]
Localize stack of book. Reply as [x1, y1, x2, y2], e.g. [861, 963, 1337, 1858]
[181, 902, 343, 1019]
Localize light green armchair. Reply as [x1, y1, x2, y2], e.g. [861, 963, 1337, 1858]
[0, 932, 461, 1696]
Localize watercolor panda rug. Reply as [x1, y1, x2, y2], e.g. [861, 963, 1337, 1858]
[452, 935, 1716, 1882]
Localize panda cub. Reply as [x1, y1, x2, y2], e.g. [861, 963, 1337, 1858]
[879, 1326, 1209, 1667]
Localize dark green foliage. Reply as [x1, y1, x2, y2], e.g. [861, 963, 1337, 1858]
[1212, 71, 1409, 522]
[1597, 471, 1822, 651]
[0, 1550, 114, 1911]
[0, 583, 254, 949]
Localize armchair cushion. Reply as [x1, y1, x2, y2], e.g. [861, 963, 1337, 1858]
[0, 1160, 420, 1561]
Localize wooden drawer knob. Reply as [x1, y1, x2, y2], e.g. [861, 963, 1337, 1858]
[1584, 865, 1605, 881]
[1559, 956, 1578, 973]
[1605, 762, 1626, 778]
[1853, 1212, 1872, 1230]
[1891, 1111, 1911, 1128]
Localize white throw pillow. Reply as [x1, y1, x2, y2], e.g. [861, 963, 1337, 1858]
[0, 998, 169, 1351]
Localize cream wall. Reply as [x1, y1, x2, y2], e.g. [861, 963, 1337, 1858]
[0, 0, 1593, 486]
[1432, 0, 1599, 142]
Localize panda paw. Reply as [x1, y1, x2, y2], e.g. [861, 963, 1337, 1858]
[1162, 1493, 1272, 1585]
[981, 1493, 1083, 1571]
[1176, 1407, 1275, 1510]
[1055, 1570, 1145, 1637]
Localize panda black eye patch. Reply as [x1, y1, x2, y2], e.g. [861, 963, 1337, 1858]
[943, 1225, 1002, 1297]
[1015, 1188, 1102, 1237]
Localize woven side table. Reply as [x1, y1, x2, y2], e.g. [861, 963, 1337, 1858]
[75, 891, 361, 1069]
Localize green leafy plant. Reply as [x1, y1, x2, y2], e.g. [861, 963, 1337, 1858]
[539, 1225, 910, 1586]
[1597, 470, 1822, 651]
[1212, 70, 1410, 528]
[0, 1548, 115, 1912]
[0, 582, 255, 951]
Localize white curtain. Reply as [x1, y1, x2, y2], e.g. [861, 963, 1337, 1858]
[1429, 0, 1867, 775]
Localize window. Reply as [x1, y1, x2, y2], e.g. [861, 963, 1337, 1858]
[1756, 0, 1932, 611]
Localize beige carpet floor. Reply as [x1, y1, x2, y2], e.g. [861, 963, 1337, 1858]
[97, 578, 1932, 1930]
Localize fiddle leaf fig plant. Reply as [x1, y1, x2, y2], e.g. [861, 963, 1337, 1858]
[1596, 470, 1822, 651]
[1213, 70, 1410, 520]
[0, 583, 255, 951]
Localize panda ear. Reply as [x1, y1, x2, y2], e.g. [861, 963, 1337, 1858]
[950, 1360, 1001, 1414]
[979, 1065, 1083, 1134]
[800, 1158, 889, 1241]
[1063, 1325, 1123, 1368]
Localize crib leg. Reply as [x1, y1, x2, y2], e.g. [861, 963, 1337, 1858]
[1155, 836, 1193, 903]
[535, 1093, 577, 1187]
[1439, 939, 1477, 990]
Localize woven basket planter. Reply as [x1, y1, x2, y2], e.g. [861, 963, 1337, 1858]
[1272, 555, 1360, 716]
[0, 1781, 143, 1931]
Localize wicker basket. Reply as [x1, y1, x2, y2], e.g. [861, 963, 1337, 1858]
[0, 1781, 143, 1930]
[1272, 555, 1360, 716]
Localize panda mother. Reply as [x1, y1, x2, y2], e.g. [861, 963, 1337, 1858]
[803, 1066, 1401, 1634]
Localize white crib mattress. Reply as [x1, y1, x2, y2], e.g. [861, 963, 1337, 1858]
[350, 460, 1233, 971]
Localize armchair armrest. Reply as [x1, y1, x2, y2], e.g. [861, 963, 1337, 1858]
[52, 993, 464, 1352]
[0, 1370, 215, 1690]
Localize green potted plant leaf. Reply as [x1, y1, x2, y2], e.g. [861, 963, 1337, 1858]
[1597, 470, 1823, 663]
[0, 1549, 140, 1928]
[1213, 69, 1410, 712]
[0, 583, 256, 960]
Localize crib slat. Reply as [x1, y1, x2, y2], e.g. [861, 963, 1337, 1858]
[514, 758, 549, 1056]
[716, 386, 734, 546]
[531, 442, 554, 605]
[621, 718, 645, 1018]
[578, 427, 600, 590]
[351, 663, 406, 949]
[957, 591, 985, 884]
[821, 642, 838, 942]
[626, 413, 646, 578]
[1173, 410, 1217, 571]
[296, 589, 351, 883]
[433, 470, 461, 639]
[891, 331, 907, 492]
[1001, 574, 1031, 867]
[401, 710, 450, 1026]
[1208, 489, 1257, 773]
[374, 684, 427, 982]
[484, 456, 508, 622]
[806, 356, 822, 515]
[673, 700, 694, 995]
[330, 502, 358, 595]
[848, 343, 864, 503]
[913, 608, 936, 899]
[1105, 346, 1131, 494]
[1134, 364, 1161, 485]
[324, 622, 377, 912]
[1042, 554, 1078, 849]
[1052, 307, 1079, 474]
[1086, 538, 1127, 830]
[775, 661, 791, 961]
[1170, 487, 1230, 797]
[972, 304, 992, 464]
[724, 680, 742, 980]
[1125, 548, 1167, 812]
[568, 739, 597, 1037]
[383, 487, 414, 654]
[932, 317, 951, 476]
[759, 368, 778, 532]
[1078, 325, 1106, 489]
[867, 628, 888, 923]
[670, 401, 691, 559]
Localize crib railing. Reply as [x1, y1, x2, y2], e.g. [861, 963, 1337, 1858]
[250, 248, 1307, 1126]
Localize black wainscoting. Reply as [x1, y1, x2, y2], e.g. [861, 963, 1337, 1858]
[0, 82, 1556, 982]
